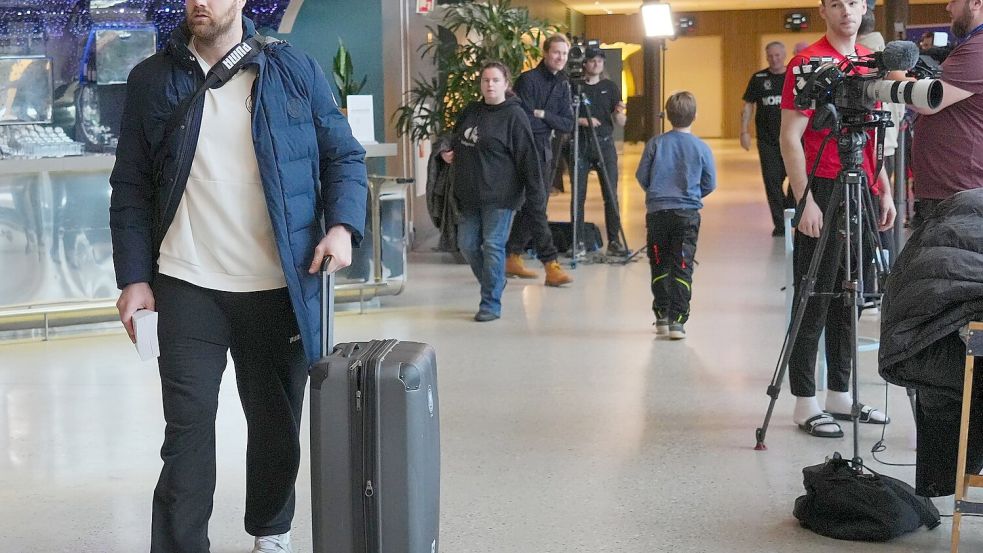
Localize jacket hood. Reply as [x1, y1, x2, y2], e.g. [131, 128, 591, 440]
[476, 95, 524, 113]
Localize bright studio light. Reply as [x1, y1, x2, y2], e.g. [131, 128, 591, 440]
[642, 2, 675, 38]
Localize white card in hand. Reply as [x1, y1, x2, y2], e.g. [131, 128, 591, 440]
[132, 310, 160, 361]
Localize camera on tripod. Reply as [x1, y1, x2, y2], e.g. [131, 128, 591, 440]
[565, 37, 600, 82]
[792, 40, 942, 128]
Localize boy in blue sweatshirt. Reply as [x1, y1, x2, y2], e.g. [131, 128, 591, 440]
[635, 91, 716, 339]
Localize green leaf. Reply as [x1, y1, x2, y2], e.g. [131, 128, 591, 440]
[332, 37, 368, 109]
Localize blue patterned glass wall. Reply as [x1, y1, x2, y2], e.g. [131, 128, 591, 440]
[0, 0, 290, 88]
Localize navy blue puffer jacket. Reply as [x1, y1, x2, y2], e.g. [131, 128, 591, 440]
[110, 18, 367, 364]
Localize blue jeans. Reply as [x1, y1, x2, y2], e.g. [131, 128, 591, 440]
[457, 207, 515, 315]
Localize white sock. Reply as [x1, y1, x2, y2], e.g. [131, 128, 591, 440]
[825, 391, 853, 414]
[825, 391, 888, 422]
[793, 396, 823, 425]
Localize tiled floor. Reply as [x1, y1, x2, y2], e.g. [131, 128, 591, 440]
[0, 140, 971, 552]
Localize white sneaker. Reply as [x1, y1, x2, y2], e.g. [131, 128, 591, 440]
[253, 532, 292, 553]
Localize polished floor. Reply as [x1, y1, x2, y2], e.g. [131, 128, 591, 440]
[0, 141, 974, 552]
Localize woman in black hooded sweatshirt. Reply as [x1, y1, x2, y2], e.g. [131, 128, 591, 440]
[440, 61, 546, 322]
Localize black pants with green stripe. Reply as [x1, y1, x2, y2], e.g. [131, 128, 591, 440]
[646, 209, 700, 324]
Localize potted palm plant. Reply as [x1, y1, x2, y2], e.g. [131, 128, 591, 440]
[333, 38, 367, 111]
[393, 0, 559, 141]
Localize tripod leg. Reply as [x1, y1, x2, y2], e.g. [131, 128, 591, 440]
[570, 99, 582, 267]
[581, 99, 631, 254]
[845, 170, 864, 466]
[756, 181, 846, 450]
[860, 185, 889, 286]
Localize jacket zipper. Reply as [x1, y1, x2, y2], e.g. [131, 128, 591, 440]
[156, 42, 271, 248]
[156, 53, 206, 248]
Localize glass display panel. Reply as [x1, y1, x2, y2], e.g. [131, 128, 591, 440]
[0, 57, 53, 125]
[95, 28, 156, 85]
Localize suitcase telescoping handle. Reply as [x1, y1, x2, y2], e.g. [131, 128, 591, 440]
[320, 256, 335, 358]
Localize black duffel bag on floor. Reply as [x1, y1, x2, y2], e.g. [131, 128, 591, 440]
[793, 453, 941, 541]
[548, 221, 602, 253]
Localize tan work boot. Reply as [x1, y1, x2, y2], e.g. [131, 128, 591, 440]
[543, 260, 573, 287]
[506, 254, 538, 279]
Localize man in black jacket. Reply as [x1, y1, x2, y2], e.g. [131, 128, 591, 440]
[505, 34, 574, 287]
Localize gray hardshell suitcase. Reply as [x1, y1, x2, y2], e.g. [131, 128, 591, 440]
[310, 267, 440, 553]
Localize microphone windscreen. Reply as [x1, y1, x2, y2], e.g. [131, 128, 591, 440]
[881, 41, 920, 71]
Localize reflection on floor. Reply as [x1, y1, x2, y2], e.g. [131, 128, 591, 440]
[0, 140, 970, 552]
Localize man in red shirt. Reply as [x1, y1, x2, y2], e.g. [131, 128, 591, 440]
[779, 0, 897, 438]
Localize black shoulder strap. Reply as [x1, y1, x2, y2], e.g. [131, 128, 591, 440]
[163, 34, 271, 141]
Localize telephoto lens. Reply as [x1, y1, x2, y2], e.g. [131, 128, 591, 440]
[865, 79, 943, 110]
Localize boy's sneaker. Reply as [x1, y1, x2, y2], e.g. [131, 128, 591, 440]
[654, 317, 670, 335]
[253, 532, 292, 553]
[668, 323, 686, 340]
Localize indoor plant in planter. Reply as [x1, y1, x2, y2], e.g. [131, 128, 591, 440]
[333, 38, 367, 112]
[392, 0, 559, 141]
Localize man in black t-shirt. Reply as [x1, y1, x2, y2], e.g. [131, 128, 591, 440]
[741, 41, 792, 237]
[570, 47, 627, 253]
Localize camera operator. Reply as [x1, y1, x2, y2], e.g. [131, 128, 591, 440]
[909, 0, 983, 228]
[741, 41, 792, 237]
[505, 34, 574, 287]
[570, 47, 628, 255]
[780, 0, 896, 438]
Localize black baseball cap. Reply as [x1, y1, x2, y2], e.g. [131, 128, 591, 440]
[584, 47, 605, 59]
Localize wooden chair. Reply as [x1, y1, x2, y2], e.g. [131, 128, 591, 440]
[952, 321, 983, 553]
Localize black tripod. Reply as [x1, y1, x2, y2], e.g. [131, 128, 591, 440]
[568, 82, 636, 267]
[755, 110, 892, 465]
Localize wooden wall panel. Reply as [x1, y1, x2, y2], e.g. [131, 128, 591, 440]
[513, 0, 585, 34]
[587, 3, 948, 137]
[909, 3, 949, 25]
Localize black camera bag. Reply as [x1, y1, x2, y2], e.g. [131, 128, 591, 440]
[793, 453, 941, 541]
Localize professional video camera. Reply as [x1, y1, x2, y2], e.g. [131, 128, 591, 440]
[792, 40, 942, 128]
[565, 36, 600, 82]
[908, 51, 944, 80]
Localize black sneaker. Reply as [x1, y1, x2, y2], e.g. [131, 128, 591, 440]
[607, 241, 629, 256]
[668, 323, 686, 340]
